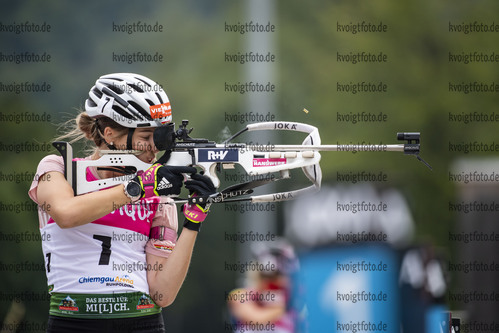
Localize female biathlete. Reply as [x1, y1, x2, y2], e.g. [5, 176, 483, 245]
[28, 73, 215, 332]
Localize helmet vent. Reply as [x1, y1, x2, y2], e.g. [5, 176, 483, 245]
[129, 101, 152, 121]
[112, 105, 133, 119]
[155, 93, 164, 103]
[136, 77, 152, 87]
[92, 87, 103, 99]
[107, 84, 124, 95]
[128, 83, 144, 93]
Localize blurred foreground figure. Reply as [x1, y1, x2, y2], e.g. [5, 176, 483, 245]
[227, 239, 298, 333]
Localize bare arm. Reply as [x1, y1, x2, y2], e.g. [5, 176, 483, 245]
[145, 170, 214, 308]
[36, 171, 131, 228]
[146, 227, 198, 307]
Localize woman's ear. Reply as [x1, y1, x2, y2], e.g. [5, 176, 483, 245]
[102, 126, 115, 144]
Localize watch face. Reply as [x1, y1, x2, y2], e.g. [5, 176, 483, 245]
[127, 181, 141, 197]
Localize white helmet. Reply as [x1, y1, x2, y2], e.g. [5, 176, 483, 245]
[85, 73, 172, 128]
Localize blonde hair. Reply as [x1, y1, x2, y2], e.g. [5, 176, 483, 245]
[55, 111, 128, 149]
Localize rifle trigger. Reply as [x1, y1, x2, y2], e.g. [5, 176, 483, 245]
[188, 148, 195, 166]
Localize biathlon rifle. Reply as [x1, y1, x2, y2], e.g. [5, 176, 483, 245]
[53, 120, 431, 205]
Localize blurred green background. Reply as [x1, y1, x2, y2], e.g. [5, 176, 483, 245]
[0, 0, 498, 331]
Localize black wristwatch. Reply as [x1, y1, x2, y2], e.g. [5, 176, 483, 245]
[123, 180, 142, 202]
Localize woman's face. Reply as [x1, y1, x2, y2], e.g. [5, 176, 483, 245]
[109, 127, 158, 164]
[132, 128, 158, 163]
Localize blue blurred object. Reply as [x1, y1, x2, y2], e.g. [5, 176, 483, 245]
[425, 306, 451, 333]
[291, 244, 400, 332]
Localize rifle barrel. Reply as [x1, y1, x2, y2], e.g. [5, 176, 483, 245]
[242, 144, 406, 152]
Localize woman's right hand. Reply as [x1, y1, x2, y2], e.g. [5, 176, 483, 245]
[134, 164, 197, 198]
